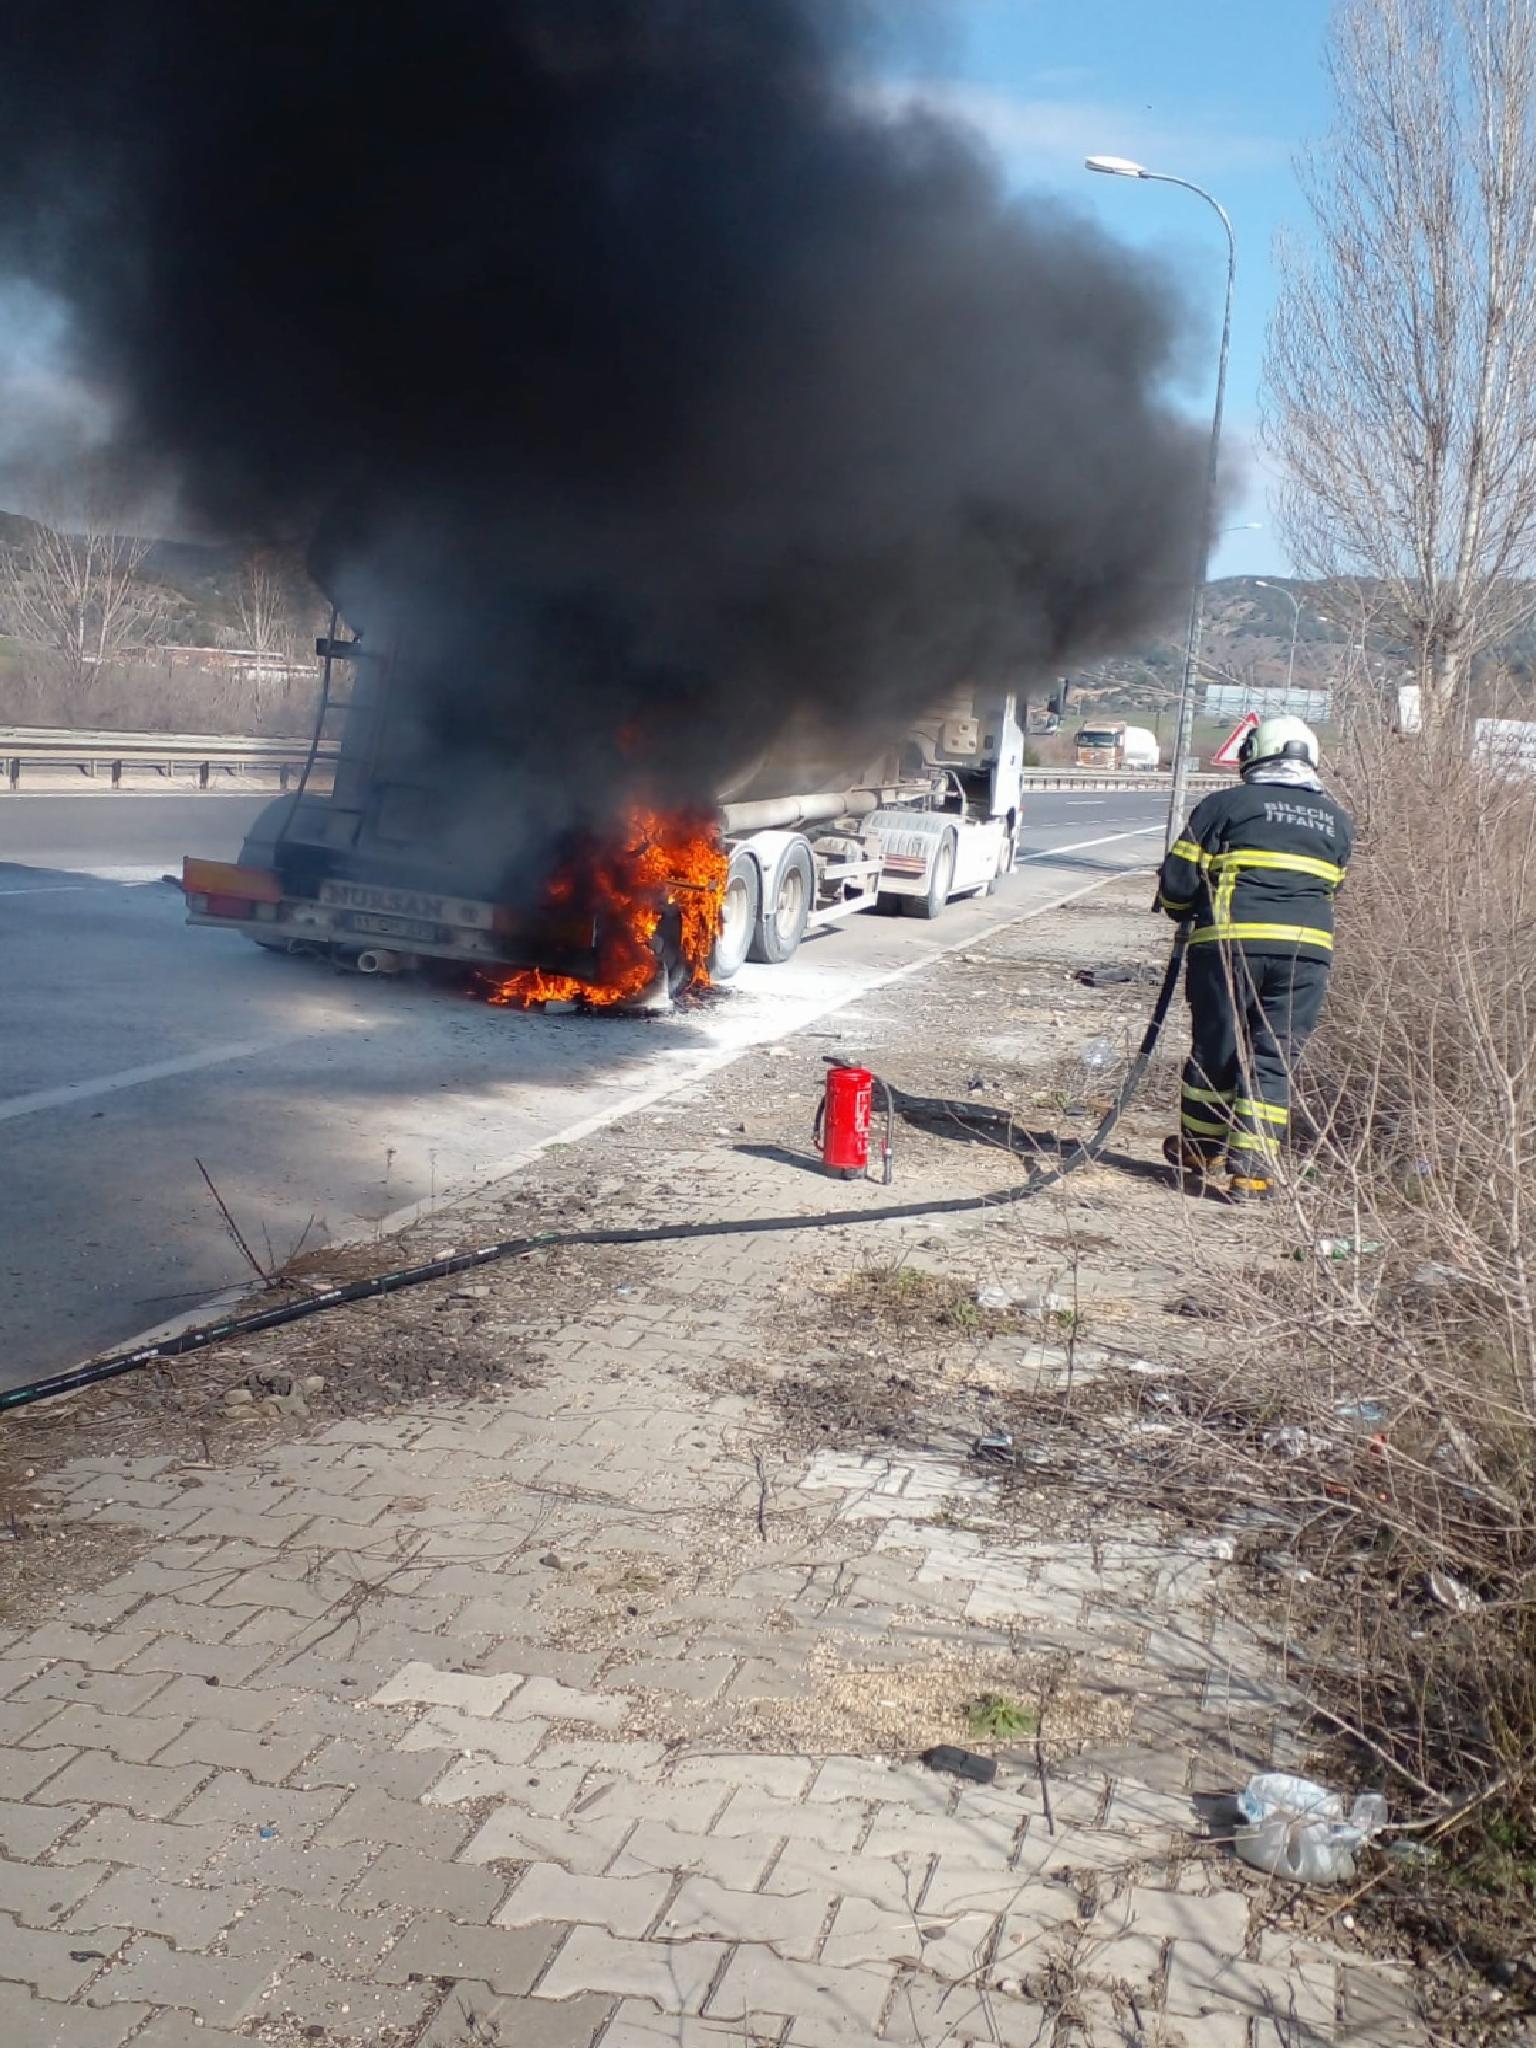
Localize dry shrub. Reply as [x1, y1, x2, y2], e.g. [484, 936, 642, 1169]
[1195, 722, 1536, 1942]
[0, 647, 320, 736]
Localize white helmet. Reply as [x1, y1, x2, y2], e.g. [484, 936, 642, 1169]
[1240, 714, 1319, 771]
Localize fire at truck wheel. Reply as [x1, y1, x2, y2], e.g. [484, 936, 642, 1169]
[709, 848, 762, 983]
[749, 839, 814, 964]
[905, 830, 956, 920]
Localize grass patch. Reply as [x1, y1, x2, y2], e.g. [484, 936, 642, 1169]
[835, 1262, 1014, 1337]
[966, 1692, 1039, 1742]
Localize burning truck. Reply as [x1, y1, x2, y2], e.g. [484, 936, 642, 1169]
[180, 628, 1024, 1011]
[2, 0, 1211, 1031]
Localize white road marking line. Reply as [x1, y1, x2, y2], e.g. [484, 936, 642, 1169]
[74, 864, 168, 882]
[0, 883, 115, 897]
[0, 865, 167, 894]
[1020, 825, 1162, 859]
[0, 1038, 298, 1126]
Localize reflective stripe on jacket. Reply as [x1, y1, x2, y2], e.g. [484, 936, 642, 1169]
[1156, 779, 1354, 960]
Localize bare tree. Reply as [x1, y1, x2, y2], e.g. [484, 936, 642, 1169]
[233, 547, 292, 663]
[0, 485, 170, 693]
[1266, 0, 1536, 721]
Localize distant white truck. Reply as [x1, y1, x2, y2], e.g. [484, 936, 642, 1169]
[1072, 721, 1161, 771]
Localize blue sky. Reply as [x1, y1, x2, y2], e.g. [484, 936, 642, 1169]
[892, 0, 1337, 579]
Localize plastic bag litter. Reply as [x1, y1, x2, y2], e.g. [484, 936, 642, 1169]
[971, 1431, 1016, 1466]
[1334, 1397, 1387, 1426]
[1428, 1567, 1482, 1614]
[1260, 1425, 1330, 1458]
[1292, 1237, 1383, 1262]
[1234, 1772, 1387, 1885]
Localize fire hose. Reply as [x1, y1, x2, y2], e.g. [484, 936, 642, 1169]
[0, 925, 1190, 1415]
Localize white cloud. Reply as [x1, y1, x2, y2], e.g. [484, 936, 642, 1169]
[872, 79, 1288, 182]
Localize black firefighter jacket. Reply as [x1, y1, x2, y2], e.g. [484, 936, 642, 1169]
[1156, 776, 1354, 963]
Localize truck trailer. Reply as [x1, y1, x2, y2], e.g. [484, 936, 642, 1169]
[182, 633, 1024, 1000]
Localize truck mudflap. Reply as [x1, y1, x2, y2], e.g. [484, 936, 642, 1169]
[862, 808, 951, 889]
[863, 807, 1004, 901]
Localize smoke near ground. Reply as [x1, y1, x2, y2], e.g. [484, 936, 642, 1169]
[0, 0, 1207, 852]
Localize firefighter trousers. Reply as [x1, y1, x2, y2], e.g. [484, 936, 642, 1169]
[1178, 947, 1330, 1172]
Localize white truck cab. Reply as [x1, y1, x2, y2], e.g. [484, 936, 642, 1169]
[707, 692, 1024, 973]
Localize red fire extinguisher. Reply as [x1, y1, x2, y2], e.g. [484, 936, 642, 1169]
[814, 1061, 894, 1182]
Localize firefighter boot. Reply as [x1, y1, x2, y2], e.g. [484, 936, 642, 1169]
[1163, 1134, 1222, 1185]
[1226, 1171, 1275, 1203]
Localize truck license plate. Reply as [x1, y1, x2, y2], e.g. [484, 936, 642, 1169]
[318, 879, 495, 928]
[345, 911, 440, 943]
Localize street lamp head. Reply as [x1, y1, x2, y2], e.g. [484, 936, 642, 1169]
[1085, 154, 1149, 179]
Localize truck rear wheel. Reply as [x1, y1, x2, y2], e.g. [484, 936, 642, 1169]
[749, 840, 814, 963]
[905, 831, 956, 920]
[710, 848, 761, 982]
[985, 822, 1016, 896]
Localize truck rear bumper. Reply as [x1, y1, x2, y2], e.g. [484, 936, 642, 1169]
[184, 896, 596, 974]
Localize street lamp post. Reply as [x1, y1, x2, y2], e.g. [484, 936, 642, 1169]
[1255, 580, 1303, 695]
[1086, 155, 1235, 849]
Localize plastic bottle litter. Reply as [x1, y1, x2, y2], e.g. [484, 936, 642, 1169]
[1303, 1237, 1384, 1261]
[1233, 1773, 1387, 1885]
[1079, 1038, 1117, 1072]
[975, 1284, 1015, 1311]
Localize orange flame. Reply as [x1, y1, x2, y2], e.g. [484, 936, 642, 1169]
[488, 806, 728, 1010]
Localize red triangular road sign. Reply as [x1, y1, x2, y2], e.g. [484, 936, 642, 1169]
[1211, 712, 1259, 770]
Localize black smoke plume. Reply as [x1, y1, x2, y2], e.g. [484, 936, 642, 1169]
[0, 0, 1206, 871]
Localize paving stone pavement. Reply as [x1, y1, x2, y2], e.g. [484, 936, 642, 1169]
[0, 906, 1431, 2046]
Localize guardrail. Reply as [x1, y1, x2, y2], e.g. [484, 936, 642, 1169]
[0, 728, 1229, 797]
[0, 727, 331, 792]
[1018, 769, 1227, 792]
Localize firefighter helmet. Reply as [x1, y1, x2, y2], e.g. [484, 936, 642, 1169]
[1240, 715, 1319, 771]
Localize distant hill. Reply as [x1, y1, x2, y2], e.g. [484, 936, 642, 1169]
[1, 510, 1530, 726]
[142, 536, 253, 643]
[1045, 576, 1536, 726]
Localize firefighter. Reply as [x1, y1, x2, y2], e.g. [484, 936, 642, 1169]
[1155, 715, 1354, 1200]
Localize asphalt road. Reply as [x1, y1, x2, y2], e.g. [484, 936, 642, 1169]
[0, 787, 1166, 1385]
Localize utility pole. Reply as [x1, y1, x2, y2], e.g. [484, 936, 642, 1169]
[1087, 155, 1235, 847]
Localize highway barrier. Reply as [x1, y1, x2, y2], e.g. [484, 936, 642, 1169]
[0, 727, 1226, 796]
[0, 727, 329, 791]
